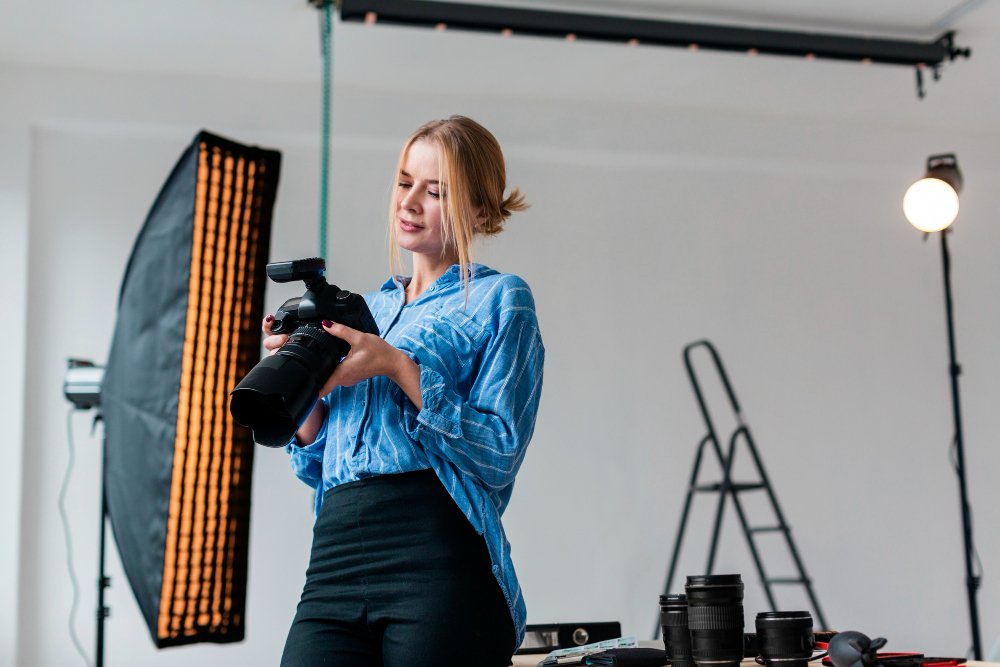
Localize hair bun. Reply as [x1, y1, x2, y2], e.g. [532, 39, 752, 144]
[501, 188, 529, 218]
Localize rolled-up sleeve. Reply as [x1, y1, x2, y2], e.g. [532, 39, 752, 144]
[402, 294, 545, 490]
[284, 397, 329, 488]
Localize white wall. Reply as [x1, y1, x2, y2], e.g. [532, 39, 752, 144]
[4, 18, 1000, 665]
[1, 120, 30, 667]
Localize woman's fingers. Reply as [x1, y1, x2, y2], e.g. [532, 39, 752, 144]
[262, 314, 287, 355]
[264, 335, 288, 355]
[322, 320, 363, 345]
[316, 320, 399, 396]
[264, 319, 391, 393]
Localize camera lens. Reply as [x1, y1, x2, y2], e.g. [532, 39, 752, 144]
[685, 574, 744, 667]
[755, 611, 814, 667]
[660, 594, 694, 667]
[230, 323, 348, 447]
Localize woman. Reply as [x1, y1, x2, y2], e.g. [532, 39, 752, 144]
[267, 116, 545, 666]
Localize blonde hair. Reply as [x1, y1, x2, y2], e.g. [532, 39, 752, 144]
[387, 115, 528, 289]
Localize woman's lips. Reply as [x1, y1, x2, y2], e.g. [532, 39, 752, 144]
[399, 219, 423, 233]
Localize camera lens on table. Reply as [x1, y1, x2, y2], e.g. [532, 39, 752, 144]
[659, 593, 694, 667]
[685, 574, 745, 667]
[755, 611, 814, 667]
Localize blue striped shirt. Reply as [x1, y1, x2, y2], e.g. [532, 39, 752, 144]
[285, 263, 545, 647]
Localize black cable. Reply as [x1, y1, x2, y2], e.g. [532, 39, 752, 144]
[61, 408, 92, 667]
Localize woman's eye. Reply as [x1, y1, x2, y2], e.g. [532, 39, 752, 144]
[428, 190, 440, 199]
[398, 182, 412, 189]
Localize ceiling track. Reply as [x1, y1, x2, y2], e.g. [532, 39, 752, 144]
[311, 0, 972, 98]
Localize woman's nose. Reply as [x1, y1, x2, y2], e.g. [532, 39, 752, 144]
[400, 188, 419, 211]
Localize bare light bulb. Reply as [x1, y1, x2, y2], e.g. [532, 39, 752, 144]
[903, 177, 960, 232]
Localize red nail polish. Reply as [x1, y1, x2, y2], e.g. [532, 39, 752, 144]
[322, 320, 333, 328]
[265, 314, 274, 322]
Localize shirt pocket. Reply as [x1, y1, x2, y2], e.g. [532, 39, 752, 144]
[437, 310, 491, 393]
[434, 309, 488, 360]
[396, 309, 488, 390]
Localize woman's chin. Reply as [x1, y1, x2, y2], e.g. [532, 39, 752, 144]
[398, 244, 437, 258]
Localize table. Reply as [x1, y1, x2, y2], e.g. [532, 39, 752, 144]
[512, 654, 1000, 667]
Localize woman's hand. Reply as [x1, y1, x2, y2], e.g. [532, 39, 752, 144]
[262, 315, 424, 413]
[262, 313, 325, 444]
[320, 321, 423, 408]
[262, 314, 288, 355]
[264, 315, 400, 389]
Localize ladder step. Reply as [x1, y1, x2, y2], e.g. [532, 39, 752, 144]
[693, 484, 721, 492]
[749, 526, 786, 534]
[731, 482, 766, 492]
[693, 482, 766, 492]
[766, 577, 810, 585]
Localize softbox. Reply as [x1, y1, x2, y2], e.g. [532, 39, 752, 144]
[101, 131, 280, 647]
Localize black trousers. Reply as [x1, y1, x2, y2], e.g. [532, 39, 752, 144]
[280, 470, 515, 666]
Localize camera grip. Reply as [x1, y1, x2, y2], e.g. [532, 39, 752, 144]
[332, 292, 379, 337]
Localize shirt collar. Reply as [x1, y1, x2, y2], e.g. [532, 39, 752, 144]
[380, 263, 493, 293]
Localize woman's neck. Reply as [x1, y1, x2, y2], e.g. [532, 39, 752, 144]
[405, 252, 459, 304]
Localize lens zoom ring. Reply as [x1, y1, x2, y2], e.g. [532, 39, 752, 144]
[688, 605, 744, 629]
[663, 610, 688, 626]
[290, 325, 329, 343]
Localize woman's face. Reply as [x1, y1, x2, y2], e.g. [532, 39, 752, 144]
[395, 140, 453, 260]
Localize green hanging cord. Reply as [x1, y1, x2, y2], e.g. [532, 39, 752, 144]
[318, 0, 333, 261]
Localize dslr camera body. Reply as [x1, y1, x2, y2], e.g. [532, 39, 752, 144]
[230, 257, 379, 447]
[267, 257, 377, 339]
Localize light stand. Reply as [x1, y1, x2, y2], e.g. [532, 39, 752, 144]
[96, 445, 110, 667]
[61, 409, 111, 667]
[938, 228, 981, 660]
[903, 154, 981, 659]
[63, 359, 110, 667]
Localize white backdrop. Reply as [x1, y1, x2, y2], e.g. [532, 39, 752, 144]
[4, 13, 1000, 665]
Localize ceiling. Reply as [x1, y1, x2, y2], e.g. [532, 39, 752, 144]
[4, 0, 999, 134]
[1, 0, 993, 84]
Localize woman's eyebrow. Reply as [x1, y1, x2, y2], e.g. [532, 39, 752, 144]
[399, 170, 439, 184]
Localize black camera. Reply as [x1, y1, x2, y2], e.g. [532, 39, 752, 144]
[229, 257, 379, 447]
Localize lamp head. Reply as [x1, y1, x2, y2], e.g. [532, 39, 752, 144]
[904, 153, 961, 233]
[924, 153, 962, 193]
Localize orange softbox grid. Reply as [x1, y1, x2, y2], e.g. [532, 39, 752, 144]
[101, 131, 279, 647]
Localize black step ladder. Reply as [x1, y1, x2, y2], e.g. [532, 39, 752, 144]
[659, 340, 828, 631]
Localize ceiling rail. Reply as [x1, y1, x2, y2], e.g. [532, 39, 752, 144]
[311, 0, 972, 97]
